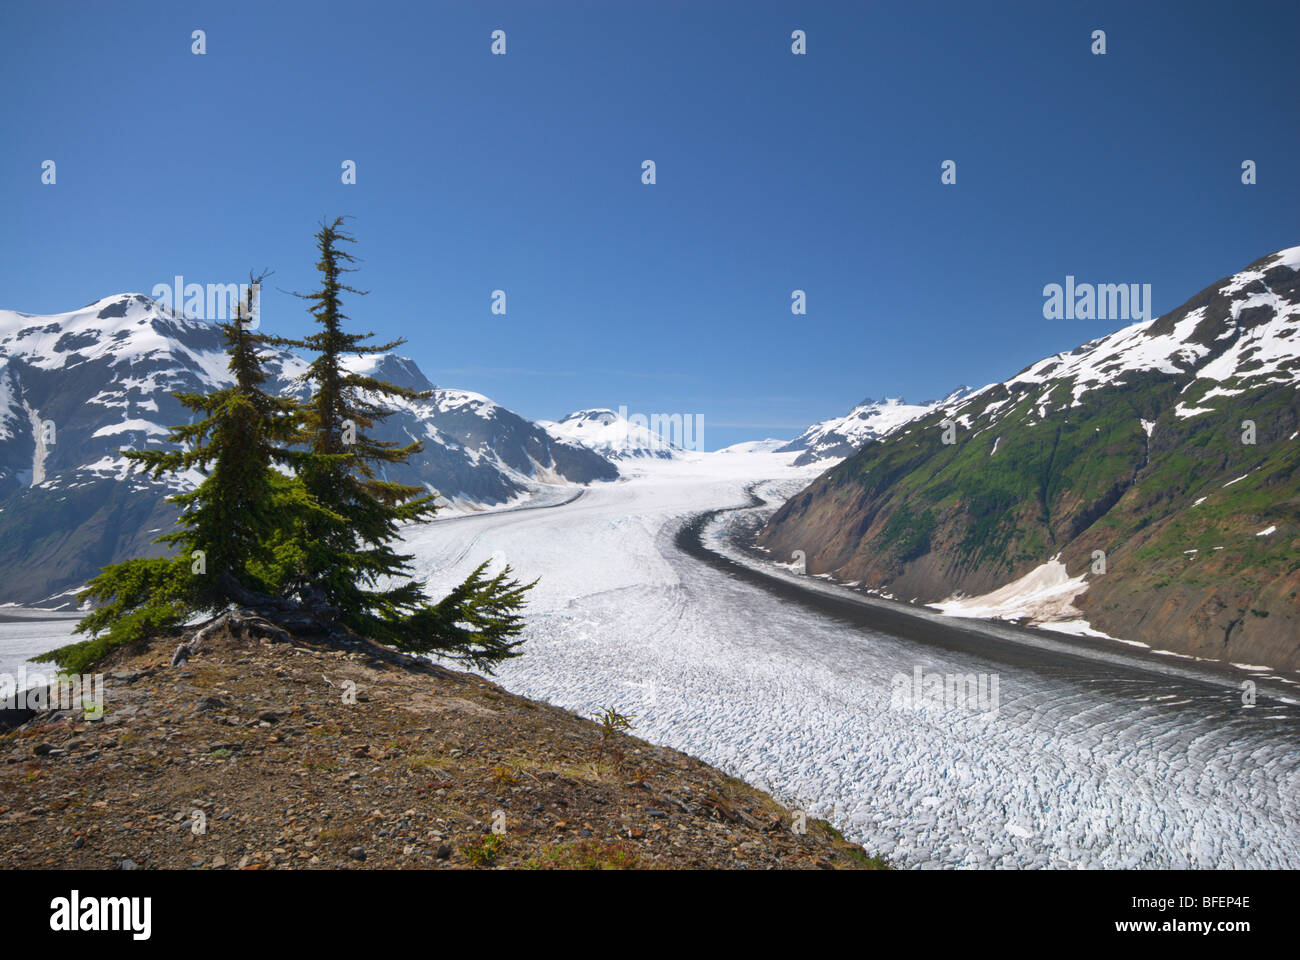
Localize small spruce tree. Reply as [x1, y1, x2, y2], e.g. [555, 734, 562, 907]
[41, 277, 335, 672]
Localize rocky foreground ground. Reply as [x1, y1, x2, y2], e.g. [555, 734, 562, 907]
[0, 623, 885, 869]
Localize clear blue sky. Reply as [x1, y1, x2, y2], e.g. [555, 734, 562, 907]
[2, 1, 1297, 448]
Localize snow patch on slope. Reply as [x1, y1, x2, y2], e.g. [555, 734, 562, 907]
[24, 401, 47, 486]
[0, 361, 19, 442]
[929, 558, 1090, 626]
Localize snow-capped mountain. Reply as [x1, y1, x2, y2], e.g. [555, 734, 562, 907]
[778, 391, 971, 465]
[939, 246, 1300, 431]
[541, 408, 685, 460]
[322, 356, 619, 504]
[0, 293, 617, 605]
[761, 246, 1300, 671]
[714, 439, 788, 455]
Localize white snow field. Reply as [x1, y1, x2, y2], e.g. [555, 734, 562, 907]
[405, 449, 1300, 870]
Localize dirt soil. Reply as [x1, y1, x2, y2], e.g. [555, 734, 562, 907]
[0, 624, 886, 870]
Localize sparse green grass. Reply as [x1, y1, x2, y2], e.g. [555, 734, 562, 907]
[407, 754, 455, 771]
[516, 756, 608, 781]
[463, 833, 505, 867]
[524, 838, 644, 870]
[812, 819, 892, 869]
[319, 825, 367, 846]
[813, 372, 1298, 597]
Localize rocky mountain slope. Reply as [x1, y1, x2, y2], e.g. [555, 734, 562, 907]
[777, 391, 970, 465]
[0, 294, 616, 606]
[0, 620, 882, 870]
[759, 247, 1300, 671]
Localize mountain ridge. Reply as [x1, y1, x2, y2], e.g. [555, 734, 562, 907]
[0, 293, 618, 606]
[777, 389, 972, 466]
[759, 246, 1300, 671]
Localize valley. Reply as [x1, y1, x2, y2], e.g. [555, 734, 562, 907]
[398, 452, 1300, 869]
[5, 448, 1297, 868]
[3, 247, 1298, 871]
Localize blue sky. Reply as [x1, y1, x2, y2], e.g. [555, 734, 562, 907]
[2, 0, 1297, 449]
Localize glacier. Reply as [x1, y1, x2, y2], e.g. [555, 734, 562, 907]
[399, 449, 1300, 869]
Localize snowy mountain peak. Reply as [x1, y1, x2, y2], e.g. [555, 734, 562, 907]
[1217, 245, 1300, 297]
[759, 246, 1300, 674]
[542, 408, 684, 459]
[340, 352, 436, 392]
[779, 394, 955, 465]
[558, 408, 620, 425]
[0, 292, 228, 389]
[943, 244, 1300, 427]
[933, 385, 975, 407]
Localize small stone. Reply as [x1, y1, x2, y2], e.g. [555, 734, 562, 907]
[435, 844, 451, 860]
[120, 859, 137, 870]
[348, 846, 366, 861]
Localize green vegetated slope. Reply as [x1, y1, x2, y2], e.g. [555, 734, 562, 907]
[759, 248, 1300, 670]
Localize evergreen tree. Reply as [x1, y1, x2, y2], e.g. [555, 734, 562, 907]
[276, 218, 438, 628]
[281, 218, 533, 667]
[42, 277, 335, 672]
[141, 273, 326, 602]
[42, 222, 535, 675]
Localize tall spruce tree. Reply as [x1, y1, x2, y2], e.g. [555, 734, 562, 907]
[282, 217, 533, 668]
[278, 219, 438, 627]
